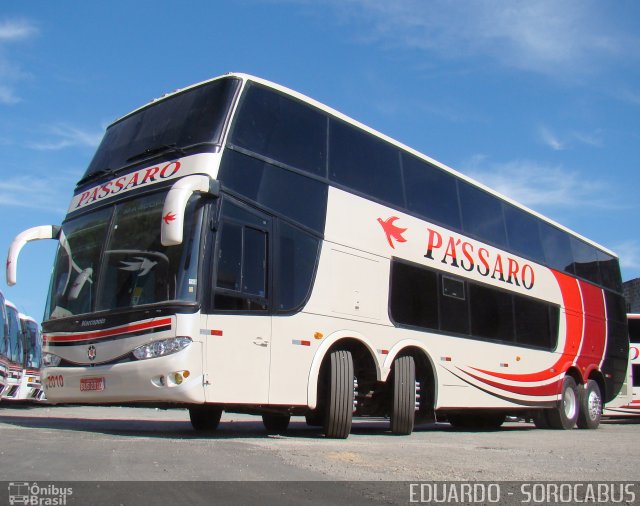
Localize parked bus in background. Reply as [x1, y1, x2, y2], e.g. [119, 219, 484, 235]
[604, 314, 639, 416]
[17, 314, 45, 402]
[2, 300, 24, 400]
[6, 74, 628, 437]
[0, 290, 9, 398]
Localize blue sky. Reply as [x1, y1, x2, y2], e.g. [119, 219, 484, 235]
[1, 0, 639, 320]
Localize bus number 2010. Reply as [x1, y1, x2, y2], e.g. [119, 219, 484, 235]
[46, 375, 64, 388]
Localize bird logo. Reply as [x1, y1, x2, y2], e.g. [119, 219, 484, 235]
[377, 216, 407, 249]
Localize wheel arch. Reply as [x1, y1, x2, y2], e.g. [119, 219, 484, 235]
[306, 331, 380, 409]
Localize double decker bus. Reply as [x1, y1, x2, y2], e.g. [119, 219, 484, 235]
[1, 300, 24, 400]
[6, 74, 628, 437]
[16, 314, 44, 402]
[604, 314, 639, 416]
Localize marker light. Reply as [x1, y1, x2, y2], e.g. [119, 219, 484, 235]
[133, 337, 192, 361]
[42, 353, 62, 367]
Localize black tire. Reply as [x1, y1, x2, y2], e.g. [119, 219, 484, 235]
[577, 379, 602, 430]
[323, 350, 354, 439]
[390, 355, 416, 435]
[189, 405, 223, 432]
[262, 413, 291, 432]
[546, 376, 579, 430]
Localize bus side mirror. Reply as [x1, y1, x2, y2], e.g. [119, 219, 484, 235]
[161, 175, 219, 247]
[6, 225, 61, 286]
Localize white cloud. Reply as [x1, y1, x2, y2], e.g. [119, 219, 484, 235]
[462, 156, 618, 211]
[0, 83, 19, 105]
[612, 240, 640, 272]
[281, 0, 637, 79]
[28, 124, 103, 151]
[538, 126, 565, 151]
[0, 173, 74, 214]
[0, 18, 38, 105]
[0, 19, 37, 41]
[537, 125, 604, 151]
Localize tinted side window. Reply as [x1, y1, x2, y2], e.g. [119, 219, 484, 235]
[219, 149, 328, 233]
[459, 181, 507, 248]
[230, 83, 327, 176]
[539, 222, 574, 274]
[402, 153, 461, 229]
[439, 275, 469, 335]
[514, 295, 557, 349]
[470, 284, 514, 341]
[597, 251, 622, 293]
[214, 201, 269, 312]
[504, 204, 545, 264]
[570, 238, 601, 286]
[329, 119, 404, 207]
[275, 222, 320, 313]
[390, 261, 439, 330]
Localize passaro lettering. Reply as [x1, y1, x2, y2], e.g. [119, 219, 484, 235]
[424, 228, 535, 290]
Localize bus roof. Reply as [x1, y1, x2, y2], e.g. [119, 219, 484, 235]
[108, 72, 617, 258]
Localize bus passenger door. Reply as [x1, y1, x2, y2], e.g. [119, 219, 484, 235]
[204, 199, 272, 404]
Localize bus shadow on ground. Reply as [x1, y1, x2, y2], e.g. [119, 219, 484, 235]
[0, 410, 535, 440]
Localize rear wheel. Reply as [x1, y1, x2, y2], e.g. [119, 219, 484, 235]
[577, 380, 602, 430]
[390, 355, 416, 435]
[189, 405, 223, 432]
[262, 414, 291, 432]
[546, 376, 579, 430]
[322, 350, 354, 439]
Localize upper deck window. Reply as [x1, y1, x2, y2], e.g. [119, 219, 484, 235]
[329, 118, 404, 207]
[230, 83, 327, 177]
[82, 77, 241, 183]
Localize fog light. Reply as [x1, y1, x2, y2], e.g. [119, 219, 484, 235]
[174, 373, 183, 385]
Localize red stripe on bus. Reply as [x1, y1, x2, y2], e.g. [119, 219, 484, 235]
[470, 270, 583, 383]
[462, 369, 561, 397]
[575, 281, 606, 375]
[44, 317, 173, 343]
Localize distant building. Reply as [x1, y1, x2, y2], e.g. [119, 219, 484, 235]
[623, 278, 640, 313]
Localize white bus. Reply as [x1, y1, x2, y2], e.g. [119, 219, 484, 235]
[16, 314, 45, 402]
[1, 300, 24, 400]
[604, 314, 639, 416]
[0, 290, 9, 398]
[7, 74, 628, 437]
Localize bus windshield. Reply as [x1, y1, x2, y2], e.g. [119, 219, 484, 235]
[6, 305, 22, 364]
[46, 191, 204, 320]
[81, 77, 240, 183]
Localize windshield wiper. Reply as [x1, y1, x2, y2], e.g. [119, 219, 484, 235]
[76, 167, 118, 186]
[126, 144, 187, 163]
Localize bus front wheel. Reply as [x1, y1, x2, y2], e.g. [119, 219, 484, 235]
[262, 413, 291, 432]
[323, 350, 354, 439]
[189, 405, 223, 432]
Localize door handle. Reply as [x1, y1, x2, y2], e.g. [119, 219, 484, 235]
[253, 337, 269, 347]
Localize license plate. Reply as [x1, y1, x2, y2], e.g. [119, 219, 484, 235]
[80, 377, 105, 392]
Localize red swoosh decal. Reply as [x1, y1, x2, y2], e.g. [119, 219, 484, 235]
[43, 317, 172, 343]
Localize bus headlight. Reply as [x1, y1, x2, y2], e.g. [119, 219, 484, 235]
[42, 353, 62, 367]
[133, 337, 192, 361]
